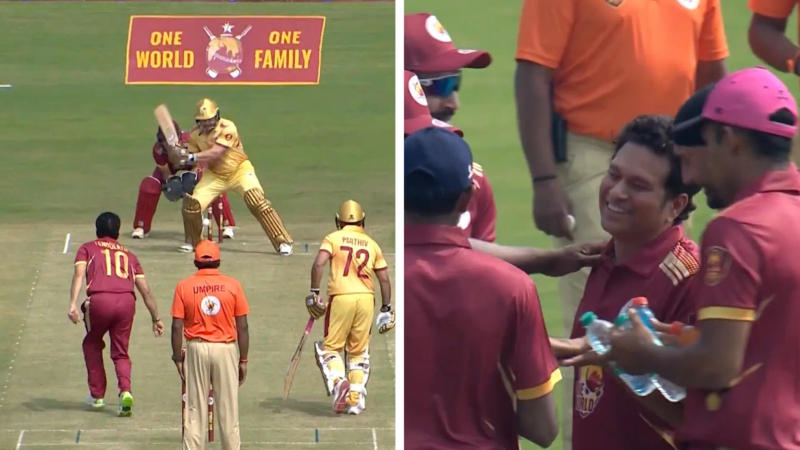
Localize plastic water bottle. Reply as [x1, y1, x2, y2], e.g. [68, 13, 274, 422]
[579, 312, 613, 355]
[613, 313, 658, 396]
[629, 298, 687, 402]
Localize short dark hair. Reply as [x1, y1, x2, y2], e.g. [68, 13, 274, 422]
[614, 115, 700, 225]
[95, 212, 121, 239]
[405, 171, 469, 215]
[712, 108, 794, 162]
[194, 260, 220, 269]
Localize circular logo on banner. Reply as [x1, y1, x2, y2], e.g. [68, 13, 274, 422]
[201, 296, 221, 315]
[425, 15, 452, 42]
[409, 75, 427, 106]
[676, 0, 699, 10]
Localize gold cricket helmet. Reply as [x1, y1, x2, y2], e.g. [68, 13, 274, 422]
[336, 200, 365, 224]
[195, 98, 219, 120]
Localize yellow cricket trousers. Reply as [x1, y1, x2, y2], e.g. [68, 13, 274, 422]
[323, 293, 374, 355]
[192, 160, 264, 211]
[184, 340, 240, 450]
[553, 132, 613, 450]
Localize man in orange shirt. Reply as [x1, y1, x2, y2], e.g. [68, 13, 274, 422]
[171, 240, 249, 449]
[305, 200, 392, 415]
[515, 2, 727, 447]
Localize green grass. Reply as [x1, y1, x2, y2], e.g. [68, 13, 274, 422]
[0, 2, 394, 449]
[405, 1, 798, 449]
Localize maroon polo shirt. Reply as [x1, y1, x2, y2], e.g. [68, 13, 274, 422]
[75, 237, 144, 296]
[677, 166, 800, 449]
[570, 225, 700, 450]
[405, 224, 560, 449]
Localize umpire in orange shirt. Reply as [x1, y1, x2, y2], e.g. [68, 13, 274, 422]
[171, 240, 249, 450]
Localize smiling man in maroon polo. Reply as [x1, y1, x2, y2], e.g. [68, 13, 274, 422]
[405, 127, 561, 449]
[556, 115, 702, 450]
[605, 67, 800, 449]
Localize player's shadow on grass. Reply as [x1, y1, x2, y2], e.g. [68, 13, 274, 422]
[22, 397, 118, 416]
[261, 396, 332, 417]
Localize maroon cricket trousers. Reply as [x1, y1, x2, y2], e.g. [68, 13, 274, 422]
[83, 292, 135, 399]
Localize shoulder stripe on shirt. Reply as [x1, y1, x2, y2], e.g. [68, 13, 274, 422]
[516, 368, 562, 400]
[697, 306, 756, 321]
[658, 243, 700, 286]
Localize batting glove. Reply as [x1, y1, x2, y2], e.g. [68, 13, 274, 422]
[305, 291, 326, 320]
[376, 304, 395, 334]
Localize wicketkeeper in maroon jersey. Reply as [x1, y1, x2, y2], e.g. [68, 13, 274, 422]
[68, 212, 165, 416]
[132, 123, 237, 240]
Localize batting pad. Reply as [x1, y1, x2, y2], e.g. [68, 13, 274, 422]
[243, 188, 293, 252]
[182, 196, 203, 246]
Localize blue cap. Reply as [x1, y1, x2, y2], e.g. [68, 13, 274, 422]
[405, 127, 473, 195]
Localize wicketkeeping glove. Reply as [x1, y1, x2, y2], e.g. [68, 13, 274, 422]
[305, 292, 326, 320]
[375, 304, 395, 334]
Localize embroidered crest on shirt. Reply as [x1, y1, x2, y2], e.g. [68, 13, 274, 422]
[703, 246, 732, 286]
[659, 242, 700, 286]
[575, 365, 604, 417]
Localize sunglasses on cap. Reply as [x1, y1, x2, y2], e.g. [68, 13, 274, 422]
[418, 72, 461, 97]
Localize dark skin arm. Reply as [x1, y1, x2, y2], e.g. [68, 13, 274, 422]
[469, 238, 604, 276]
[517, 392, 559, 447]
[310, 250, 330, 291]
[375, 268, 391, 308]
[171, 318, 185, 381]
[515, 60, 574, 240]
[608, 310, 752, 390]
[749, 14, 797, 73]
[236, 315, 249, 385]
[695, 59, 727, 90]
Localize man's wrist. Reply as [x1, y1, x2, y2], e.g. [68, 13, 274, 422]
[380, 304, 392, 313]
[239, 357, 248, 363]
[152, 317, 161, 323]
[310, 288, 320, 295]
[172, 354, 182, 362]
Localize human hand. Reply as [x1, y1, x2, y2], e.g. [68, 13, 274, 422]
[533, 178, 574, 240]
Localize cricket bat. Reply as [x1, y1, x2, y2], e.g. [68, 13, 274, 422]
[154, 104, 184, 166]
[282, 317, 315, 402]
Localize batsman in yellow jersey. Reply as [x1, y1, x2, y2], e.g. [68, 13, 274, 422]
[178, 98, 293, 255]
[305, 200, 393, 415]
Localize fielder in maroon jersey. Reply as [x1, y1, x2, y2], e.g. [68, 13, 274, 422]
[68, 212, 165, 416]
[131, 123, 237, 239]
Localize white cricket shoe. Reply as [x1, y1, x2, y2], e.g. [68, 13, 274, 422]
[178, 243, 193, 253]
[131, 228, 145, 239]
[279, 243, 293, 256]
[345, 405, 363, 415]
[332, 379, 350, 414]
[223, 227, 235, 239]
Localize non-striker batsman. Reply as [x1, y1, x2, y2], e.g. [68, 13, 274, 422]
[306, 200, 393, 415]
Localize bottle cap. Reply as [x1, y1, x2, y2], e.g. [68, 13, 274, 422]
[580, 311, 597, 327]
[614, 312, 629, 326]
[632, 297, 649, 307]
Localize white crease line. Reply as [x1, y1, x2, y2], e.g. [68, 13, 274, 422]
[15, 430, 25, 450]
[14, 442, 375, 447]
[62, 233, 71, 254]
[2, 427, 394, 432]
[372, 428, 378, 450]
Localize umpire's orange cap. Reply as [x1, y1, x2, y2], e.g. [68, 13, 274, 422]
[195, 240, 220, 262]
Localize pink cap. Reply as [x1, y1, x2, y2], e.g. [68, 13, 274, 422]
[674, 67, 797, 145]
[404, 13, 491, 74]
[404, 70, 463, 137]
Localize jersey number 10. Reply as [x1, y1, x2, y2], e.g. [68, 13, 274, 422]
[340, 245, 370, 279]
[102, 249, 129, 279]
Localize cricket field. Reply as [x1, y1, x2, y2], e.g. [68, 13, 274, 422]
[404, 1, 798, 449]
[0, 2, 394, 448]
